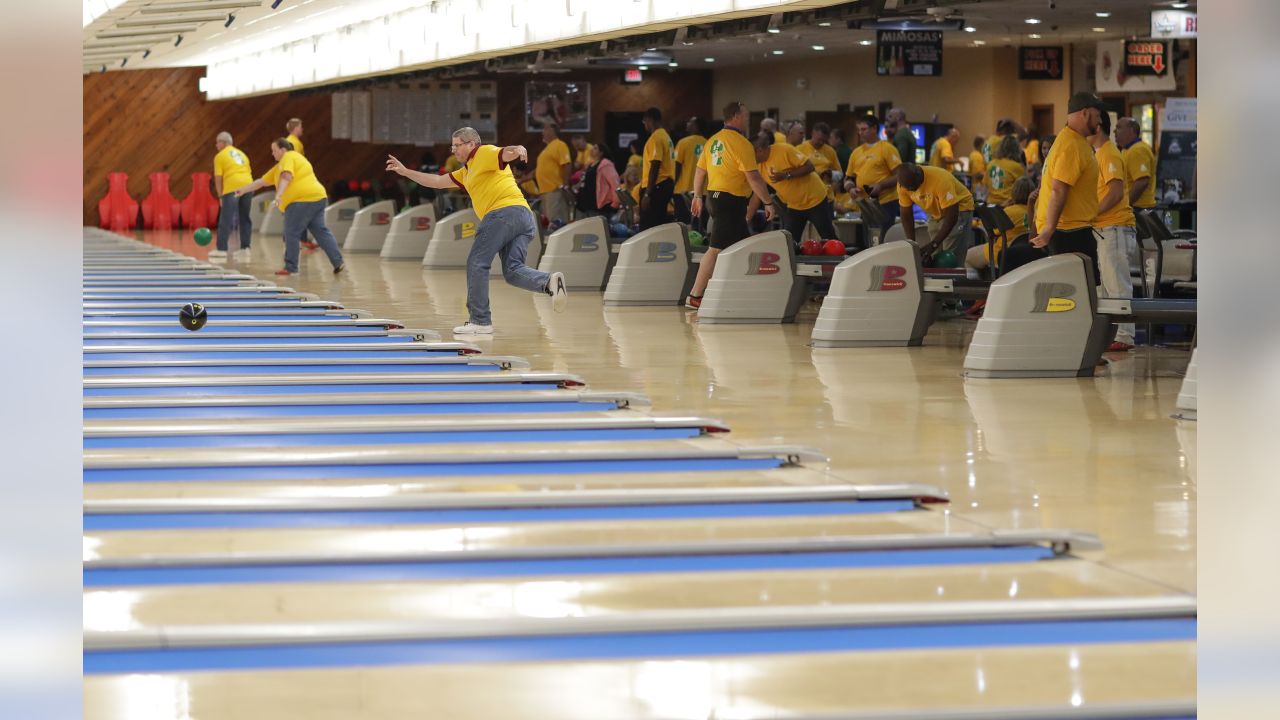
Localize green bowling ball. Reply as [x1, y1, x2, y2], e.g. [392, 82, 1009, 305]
[934, 249, 960, 268]
[193, 227, 213, 246]
[688, 230, 705, 247]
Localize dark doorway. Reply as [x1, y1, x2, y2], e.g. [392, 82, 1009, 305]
[1031, 104, 1055, 137]
[605, 111, 646, 167]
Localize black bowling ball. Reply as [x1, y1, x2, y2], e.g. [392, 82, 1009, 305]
[179, 302, 208, 331]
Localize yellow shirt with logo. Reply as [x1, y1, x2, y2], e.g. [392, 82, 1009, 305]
[968, 150, 987, 186]
[796, 141, 839, 177]
[641, 128, 675, 186]
[846, 141, 902, 205]
[985, 158, 1026, 205]
[287, 134, 304, 156]
[897, 165, 974, 219]
[261, 150, 326, 210]
[213, 145, 253, 195]
[674, 134, 706, 194]
[449, 144, 530, 220]
[760, 142, 828, 212]
[1121, 140, 1157, 209]
[983, 202, 1030, 263]
[535, 138, 571, 194]
[1094, 140, 1135, 228]
[929, 137, 954, 168]
[697, 127, 758, 198]
[574, 144, 594, 169]
[1034, 126, 1099, 232]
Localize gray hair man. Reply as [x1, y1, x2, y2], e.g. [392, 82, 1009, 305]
[210, 130, 253, 261]
[385, 127, 568, 334]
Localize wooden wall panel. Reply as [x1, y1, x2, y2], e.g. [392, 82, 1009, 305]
[83, 67, 713, 226]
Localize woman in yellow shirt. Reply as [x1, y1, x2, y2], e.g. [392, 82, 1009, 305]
[966, 175, 1033, 272]
[985, 135, 1027, 205]
[236, 138, 344, 276]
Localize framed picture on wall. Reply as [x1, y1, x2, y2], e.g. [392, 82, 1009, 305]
[525, 81, 590, 132]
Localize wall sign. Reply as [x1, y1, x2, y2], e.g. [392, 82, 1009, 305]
[1124, 40, 1170, 77]
[1152, 9, 1197, 39]
[1096, 41, 1175, 93]
[1018, 46, 1064, 80]
[876, 30, 943, 77]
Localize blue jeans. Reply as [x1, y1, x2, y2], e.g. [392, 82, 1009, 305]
[466, 205, 551, 325]
[282, 199, 343, 272]
[217, 192, 253, 251]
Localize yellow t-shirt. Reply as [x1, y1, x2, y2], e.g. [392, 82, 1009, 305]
[985, 159, 1026, 205]
[929, 137, 954, 168]
[441, 155, 464, 191]
[984, 203, 1030, 262]
[1094, 140, 1135, 228]
[629, 183, 642, 205]
[1034, 126, 1099, 232]
[626, 154, 643, 173]
[1024, 139, 1040, 166]
[846, 141, 902, 205]
[674, 134, 706, 194]
[833, 190, 857, 214]
[287, 134, 304, 157]
[760, 142, 828, 212]
[897, 165, 974, 219]
[261, 150, 326, 210]
[1122, 140, 1157, 209]
[982, 135, 1000, 164]
[641, 128, 675, 186]
[968, 150, 987, 185]
[796, 141, 839, 177]
[697, 127, 758, 198]
[773, 131, 787, 145]
[213, 145, 252, 195]
[574, 144, 594, 169]
[535, 138, 571, 194]
[450, 144, 530, 220]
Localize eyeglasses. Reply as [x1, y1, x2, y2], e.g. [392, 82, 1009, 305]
[450, 141, 474, 151]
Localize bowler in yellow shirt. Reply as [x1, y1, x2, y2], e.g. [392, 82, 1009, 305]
[796, 122, 839, 180]
[570, 135, 594, 171]
[753, 133, 837, 246]
[843, 115, 903, 233]
[285, 118, 305, 156]
[386, 127, 568, 334]
[639, 107, 676, 230]
[968, 136, 987, 199]
[896, 163, 975, 258]
[235, 138, 344, 276]
[534, 123, 572, 223]
[1030, 92, 1105, 277]
[1116, 117, 1157, 209]
[1091, 112, 1139, 350]
[674, 117, 706, 195]
[211, 130, 253, 258]
[929, 127, 960, 170]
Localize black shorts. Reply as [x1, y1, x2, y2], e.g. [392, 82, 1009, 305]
[707, 191, 750, 250]
[1049, 226, 1100, 283]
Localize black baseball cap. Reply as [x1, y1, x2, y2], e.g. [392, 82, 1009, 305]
[1068, 91, 1106, 114]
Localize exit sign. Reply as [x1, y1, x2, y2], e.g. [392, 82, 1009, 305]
[623, 68, 643, 83]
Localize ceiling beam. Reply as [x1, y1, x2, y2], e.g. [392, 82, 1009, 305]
[96, 27, 197, 38]
[117, 14, 228, 27]
[139, 1, 265, 14]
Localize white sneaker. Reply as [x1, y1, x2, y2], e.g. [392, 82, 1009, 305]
[207, 249, 227, 259]
[234, 248, 251, 261]
[453, 322, 494, 335]
[547, 271, 568, 312]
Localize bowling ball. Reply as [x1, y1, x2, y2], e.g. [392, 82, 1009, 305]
[179, 302, 208, 331]
[193, 227, 212, 246]
[688, 230, 705, 247]
[361, 180, 372, 191]
[823, 240, 845, 256]
[347, 180, 360, 192]
[800, 239, 823, 255]
[934, 249, 960, 268]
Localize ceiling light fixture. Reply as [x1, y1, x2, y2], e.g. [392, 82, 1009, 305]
[1093, 27, 1106, 32]
[1029, 33, 1041, 39]
[639, 65, 648, 70]
[859, 40, 872, 46]
[1171, 2, 1189, 8]
[704, 57, 714, 62]
[973, 40, 986, 46]
[964, 26, 976, 32]
[767, 27, 780, 34]
[772, 49, 784, 55]
[1025, 18, 1041, 24]
[812, 45, 825, 51]
[818, 21, 831, 27]
[1096, 12, 1111, 18]
[668, 61, 678, 67]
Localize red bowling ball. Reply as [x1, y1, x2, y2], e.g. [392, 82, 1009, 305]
[823, 240, 845, 256]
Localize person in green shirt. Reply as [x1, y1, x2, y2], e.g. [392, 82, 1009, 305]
[887, 107, 916, 165]
[831, 127, 853, 172]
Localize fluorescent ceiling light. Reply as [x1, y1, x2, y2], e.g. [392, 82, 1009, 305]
[767, 27, 780, 33]
[639, 65, 648, 70]
[1028, 33, 1041, 39]
[1171, 2, 1188, 8]
[964, 26, 976, 32]
[1093, 27, 1106, 32]
[1096, 12, 1111, 18]
[668, 61, 678, 67]
[704, 57, 714, 62]
[772, 49, 783, 55]
[859, 40, 872, 46]
[812, 45, 824, 50]
[973, 40, 985, 46]
[1025, 18, 1040, 25]
[818, 21, 831, 27]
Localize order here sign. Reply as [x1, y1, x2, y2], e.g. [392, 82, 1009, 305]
[1124, 40, 1169, 77]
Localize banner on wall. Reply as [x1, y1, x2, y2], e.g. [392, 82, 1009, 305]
[1095, 40, 1176, 93]
[1152, 9, 1197, 39]
[1018, 46, 1064, 80]
[876, 30, 943, 77]
[1124, 40, 1170, 77]
[1158, 98, 1197, 200]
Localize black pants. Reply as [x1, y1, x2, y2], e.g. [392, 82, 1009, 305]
[877, 200, 900, 234]
[640, 178, 675, 230]
[1001, 226, 1098, 280]
[783, 198, 837, 245]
